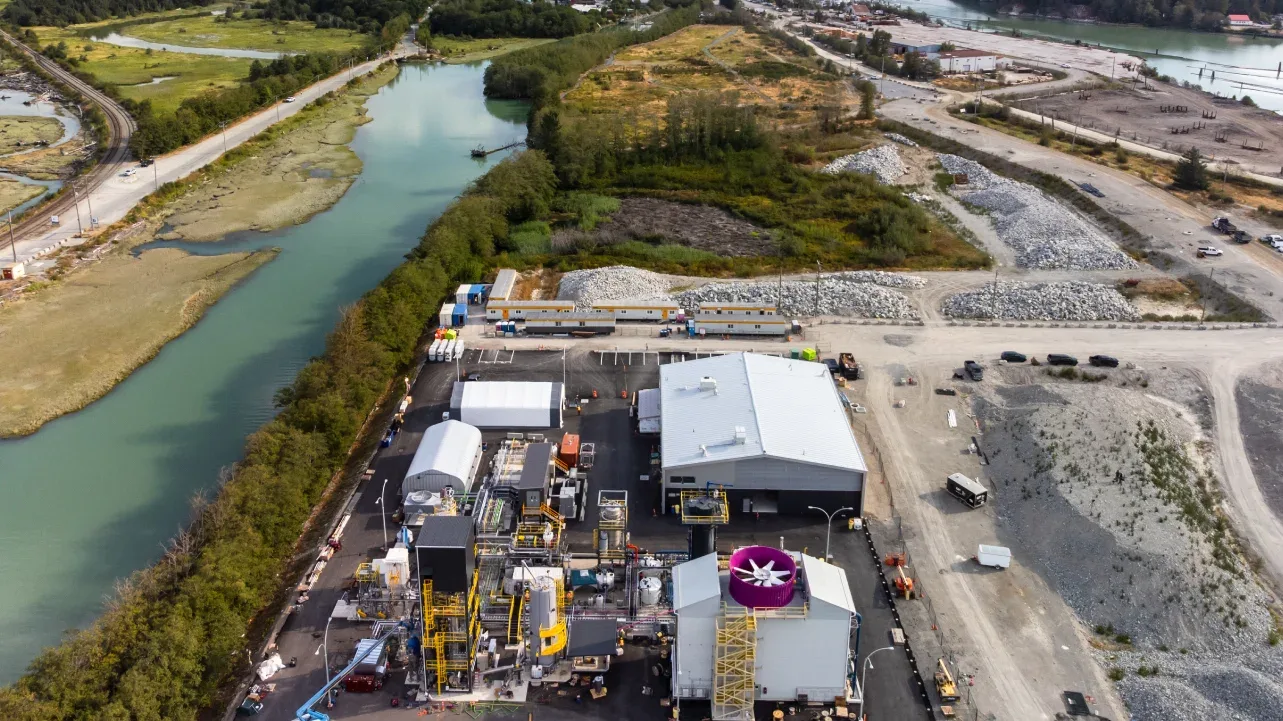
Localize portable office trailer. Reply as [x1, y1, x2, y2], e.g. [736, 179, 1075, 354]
[524, 311, 616, 335]
[485, 300, 576, 321]
[438, 302, 454, 329]
[450, 381, 565, 429]
[469, 284, 487, 304]
[489, 268, 517, 303]
[946, 473, 987, 508]
[451, 303, 467, 327]
[695, 303, 778, 318]
[692, 318, 798, 336]
[589, 301, 681, 321]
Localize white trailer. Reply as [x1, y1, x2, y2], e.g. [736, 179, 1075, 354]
[442, 339, 456, 362]
[976, 545, 1011, 569]
[453, 340, 465, 361]
[428, 339, 443, 362]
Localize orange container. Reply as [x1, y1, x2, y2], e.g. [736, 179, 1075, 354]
[560, 433, 581, 467]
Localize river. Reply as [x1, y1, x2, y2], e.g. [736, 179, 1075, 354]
[895, 0, 1283, 111]
[0, 61, 528, 682]
[87, 31, 291, 59]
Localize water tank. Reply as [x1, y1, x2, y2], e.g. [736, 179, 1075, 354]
[638, 576, 663, 606]
[596, 569, 615, 591]
[600, 503, 624, 523]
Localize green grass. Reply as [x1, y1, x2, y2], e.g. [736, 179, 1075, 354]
[509, 220, 552, 254]
[122, 16, 366, 54]
[34, 25, 253, 114]
[557, 192, 619, 230]
[432, 36, 557, 64]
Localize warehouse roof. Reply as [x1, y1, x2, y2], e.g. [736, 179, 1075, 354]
[801, 554, 856, 614]
[415, 515, 473, 549]
[672, 553, 721, 610]
[404, 420, 482, 488]
[567, 618, 620, 657]
[660, 353, 866, 473]
[490, 268, 517, 301]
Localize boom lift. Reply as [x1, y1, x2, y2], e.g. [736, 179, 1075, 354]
[295, 622, 407, 721]
[934, 657, 960, 703]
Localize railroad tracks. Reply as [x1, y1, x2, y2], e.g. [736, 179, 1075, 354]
[0, 29, 134, 256]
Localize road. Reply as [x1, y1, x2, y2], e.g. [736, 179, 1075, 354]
[0, 28, 135, 258]
[4, 47, 406, 268]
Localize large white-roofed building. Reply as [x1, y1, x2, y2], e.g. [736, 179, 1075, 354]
[402, 420, 484, 498]
[450, 381, 565, 429]
[659, 352, 867, 515]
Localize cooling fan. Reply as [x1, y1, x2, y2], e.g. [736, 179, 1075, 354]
[732, 557, 792, 587]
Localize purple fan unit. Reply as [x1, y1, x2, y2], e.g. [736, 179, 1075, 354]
[728, 546, 797, 608]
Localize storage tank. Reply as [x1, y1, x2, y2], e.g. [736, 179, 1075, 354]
[595, 569, 615, 591]
[529, 575, 560, 664]
[638, 576, 662, 606]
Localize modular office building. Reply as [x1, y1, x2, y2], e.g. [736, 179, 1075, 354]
[659, 352, 867, 515]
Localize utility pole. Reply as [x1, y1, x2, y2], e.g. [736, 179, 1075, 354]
[814, 260, 822, 315]
[219, 121, 228, 154]
[879, 54, 886, 96]
[85, 189, 95, 229]
[153, 159, 159, 192]
[7, 209, 15, 263]
[990, 264, 1000, 319]
[1200, 267, 1214, 324]
[1110, 55, 1116, 81]
[71, 182, 83, 235]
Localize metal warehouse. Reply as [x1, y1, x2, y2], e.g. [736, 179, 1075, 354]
[660, 353, 867, 515]
[450, 381, 565, 429]
[671, 548, 856, 713]
[402, 420, 484, 498]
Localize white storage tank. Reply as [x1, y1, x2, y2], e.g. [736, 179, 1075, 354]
[638, 576, 662, 606]
[529, 575, 560, 664]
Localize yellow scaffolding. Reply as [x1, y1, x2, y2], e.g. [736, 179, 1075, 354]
[681, 489, 730, 525]
[711, 606, 756, 721]
[515, 504, 564, 551]
[596, 494, 628, 561]
[423, 571, 481, 694]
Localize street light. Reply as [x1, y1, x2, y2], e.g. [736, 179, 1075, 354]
[376, 478, 389, 549]
[807, 505, 853, 561]
[857, 646, 897, 719]
[315, 616, 335, 708]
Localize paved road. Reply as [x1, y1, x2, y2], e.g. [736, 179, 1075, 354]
[0, 28, 135, 257]
[6, 48, 404, 268]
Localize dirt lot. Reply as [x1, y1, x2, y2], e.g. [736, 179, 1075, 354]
[1012, 84, 1283, 175]
[551, 197, 777, 257]
[1236, 361, 1283, 521]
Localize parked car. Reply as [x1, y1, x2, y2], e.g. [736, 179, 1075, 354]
[466, 372, 482, 382]
[964, 360, 984, 381]
[999, 351, 1027, 363]
[139, 158, 154, 167]
[1264, 234, 1283, 244]
[122, 168, 137, 177]
[1047, 354, 1078, 366]
[1197, 246, 1222, 257]
[1089, 355, 1119, 368]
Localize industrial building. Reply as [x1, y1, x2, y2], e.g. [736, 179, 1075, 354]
[450, 381, 565, 429]
[659, 353, 867, 515]
[672, 547, 856, 715]
[936, 48, 1007, 73]
[402, 420, 484, 499]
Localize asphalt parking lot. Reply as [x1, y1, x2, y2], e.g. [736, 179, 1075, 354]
[260, 348, 921, 721]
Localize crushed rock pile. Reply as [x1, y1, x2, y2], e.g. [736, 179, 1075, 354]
[937, 154, 1136, 270]
[675, 271, 923, 318]
[942, 281, 1141, 321]
[556, 266, 675, 309]
[821, 144, 906, 184]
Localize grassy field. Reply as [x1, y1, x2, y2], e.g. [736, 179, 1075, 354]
[0, 246, 277, 438]
[0, 63, 401, 437]
[0, 178, 44, 214]
[565, 25, 844, 125]
[123, 15, 366, 54]
[33, 25, 253, 114]
[0, 116, 63, 154]
[432, 36, 557, 64]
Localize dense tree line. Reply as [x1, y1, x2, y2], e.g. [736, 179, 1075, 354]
[128, 50, 369, 158]
[483, 2, 700, 104]
[0, 146, 554, 721]
[2, 0, 215, 26]
[970, 0, 1283, 29]
[248, 0, 429, 33]
[429, 0, 599, 39]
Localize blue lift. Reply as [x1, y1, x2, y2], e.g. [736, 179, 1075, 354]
[294, 621, 411, 721]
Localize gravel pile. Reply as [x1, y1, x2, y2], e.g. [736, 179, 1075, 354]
[884, 132, 918, 147]
[937, 154, 1136, 270]
[556, 266, 674, 309]
[674, 272, 922, 318]
[976, 380, 1279, 721]
[821, 144, 906, 184]
[942, 281, 1140, 321]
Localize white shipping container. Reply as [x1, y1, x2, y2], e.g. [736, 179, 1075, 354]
[443, 339, 456, 361]
[428, 339, 443, 362]
[453, 340, 465, 360]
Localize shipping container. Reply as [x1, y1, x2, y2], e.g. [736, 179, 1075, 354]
[442, 339, 456, 361]
[455, 284, 471, 305]
[428, 339, 443, 362]
[946, 473, 987, 508]
[560, 433, 581, 467]
[451, 303, 467, 327]
[437, 302, 454, 329]
[453, 340, 465, 361]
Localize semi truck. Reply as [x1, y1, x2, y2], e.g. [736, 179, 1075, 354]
[1212, 217, 1252, 243]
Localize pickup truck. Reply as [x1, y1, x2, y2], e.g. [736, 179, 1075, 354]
[1212, 216, 1237, 234]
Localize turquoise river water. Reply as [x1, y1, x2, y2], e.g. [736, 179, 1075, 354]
[0, 61, 527, 682]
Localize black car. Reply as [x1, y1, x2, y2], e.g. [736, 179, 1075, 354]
[1000, 351, 1027, 363]
[1047, 354, 1078, 366]
[1089, 355, 1119, 368]
[139, 158, 154, 167]
[964, 360, 984, 381]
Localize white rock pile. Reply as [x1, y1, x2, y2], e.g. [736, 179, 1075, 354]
[942, 281, 1140, 321]
[675, 271, 923, 319]
[937, 154, 1136, 270]
[884, 132, 918, 147]
[556, 266, 674, 309]
[821, 144, 906, 184]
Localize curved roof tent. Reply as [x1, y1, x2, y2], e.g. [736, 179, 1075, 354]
[402, 420, 483, 497]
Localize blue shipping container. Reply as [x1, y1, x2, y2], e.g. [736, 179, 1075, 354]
[469, 284, 486, 304]
[451, 303, 467, 327]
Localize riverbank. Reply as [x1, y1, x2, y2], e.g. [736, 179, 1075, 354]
[0, 64, 400, 438]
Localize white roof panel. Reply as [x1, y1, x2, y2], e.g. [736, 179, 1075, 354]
[404, 420, 482, 489]
[638, 388, 661, 420]
[672, 553, 721, 610]
[660, 353, 866, 473]
[800, 554, 856, 614]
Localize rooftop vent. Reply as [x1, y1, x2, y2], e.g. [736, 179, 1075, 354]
[699, 376, 718, 392]
[733, 426, 746, 445]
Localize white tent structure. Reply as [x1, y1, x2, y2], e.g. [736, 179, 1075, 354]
[402, 420, 484, 497]
[450, 381, 564, 429]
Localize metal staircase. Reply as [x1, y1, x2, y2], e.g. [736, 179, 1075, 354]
[711, 606, 756, 721]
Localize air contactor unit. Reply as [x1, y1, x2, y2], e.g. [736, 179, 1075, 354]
[527, 574, 567, 666]
[596, 490, 628, 561]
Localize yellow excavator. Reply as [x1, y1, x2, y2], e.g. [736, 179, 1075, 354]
[935, 658, 961, 703]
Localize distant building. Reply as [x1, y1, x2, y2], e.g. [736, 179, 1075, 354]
[850, 3, 871, 15]
[1227, 14, 1254, 26]
[937, 48, 1008, 73]
[889, 39, 941, 56]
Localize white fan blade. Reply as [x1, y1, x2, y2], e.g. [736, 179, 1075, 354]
[762, 560, 775, 573]
[765, 577, 781, 586]
[770, 569, 790, 579]
[749, 559, 761, 573]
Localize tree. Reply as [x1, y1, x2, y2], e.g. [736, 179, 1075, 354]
[857, 80, 876, 119]
[1240, 95, 1256, 107]
[1173, 147, 1210, 190]
[939, 41, 956, 51]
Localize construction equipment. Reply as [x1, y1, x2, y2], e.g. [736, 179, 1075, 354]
[934, 658, 960, 702]
[883, 552, 905, 567]
[295, 623, 406, 721]
[893, 565, 914, 599]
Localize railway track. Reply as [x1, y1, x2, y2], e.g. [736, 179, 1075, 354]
[0, 29, 135, 256]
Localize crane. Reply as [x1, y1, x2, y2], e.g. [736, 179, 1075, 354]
[295, 622, 408, 721]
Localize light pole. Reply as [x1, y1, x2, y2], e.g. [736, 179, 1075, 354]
[7, 208, 16, 263]
[857, 646, 897, 719]
[219, 121, 228, 154]
[378, 478, 389, 549]
[315, 616, 335, 707]
[153, 159, 159, 192]
[70, 181, 83, 235]
[807, 505, 853, 561]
